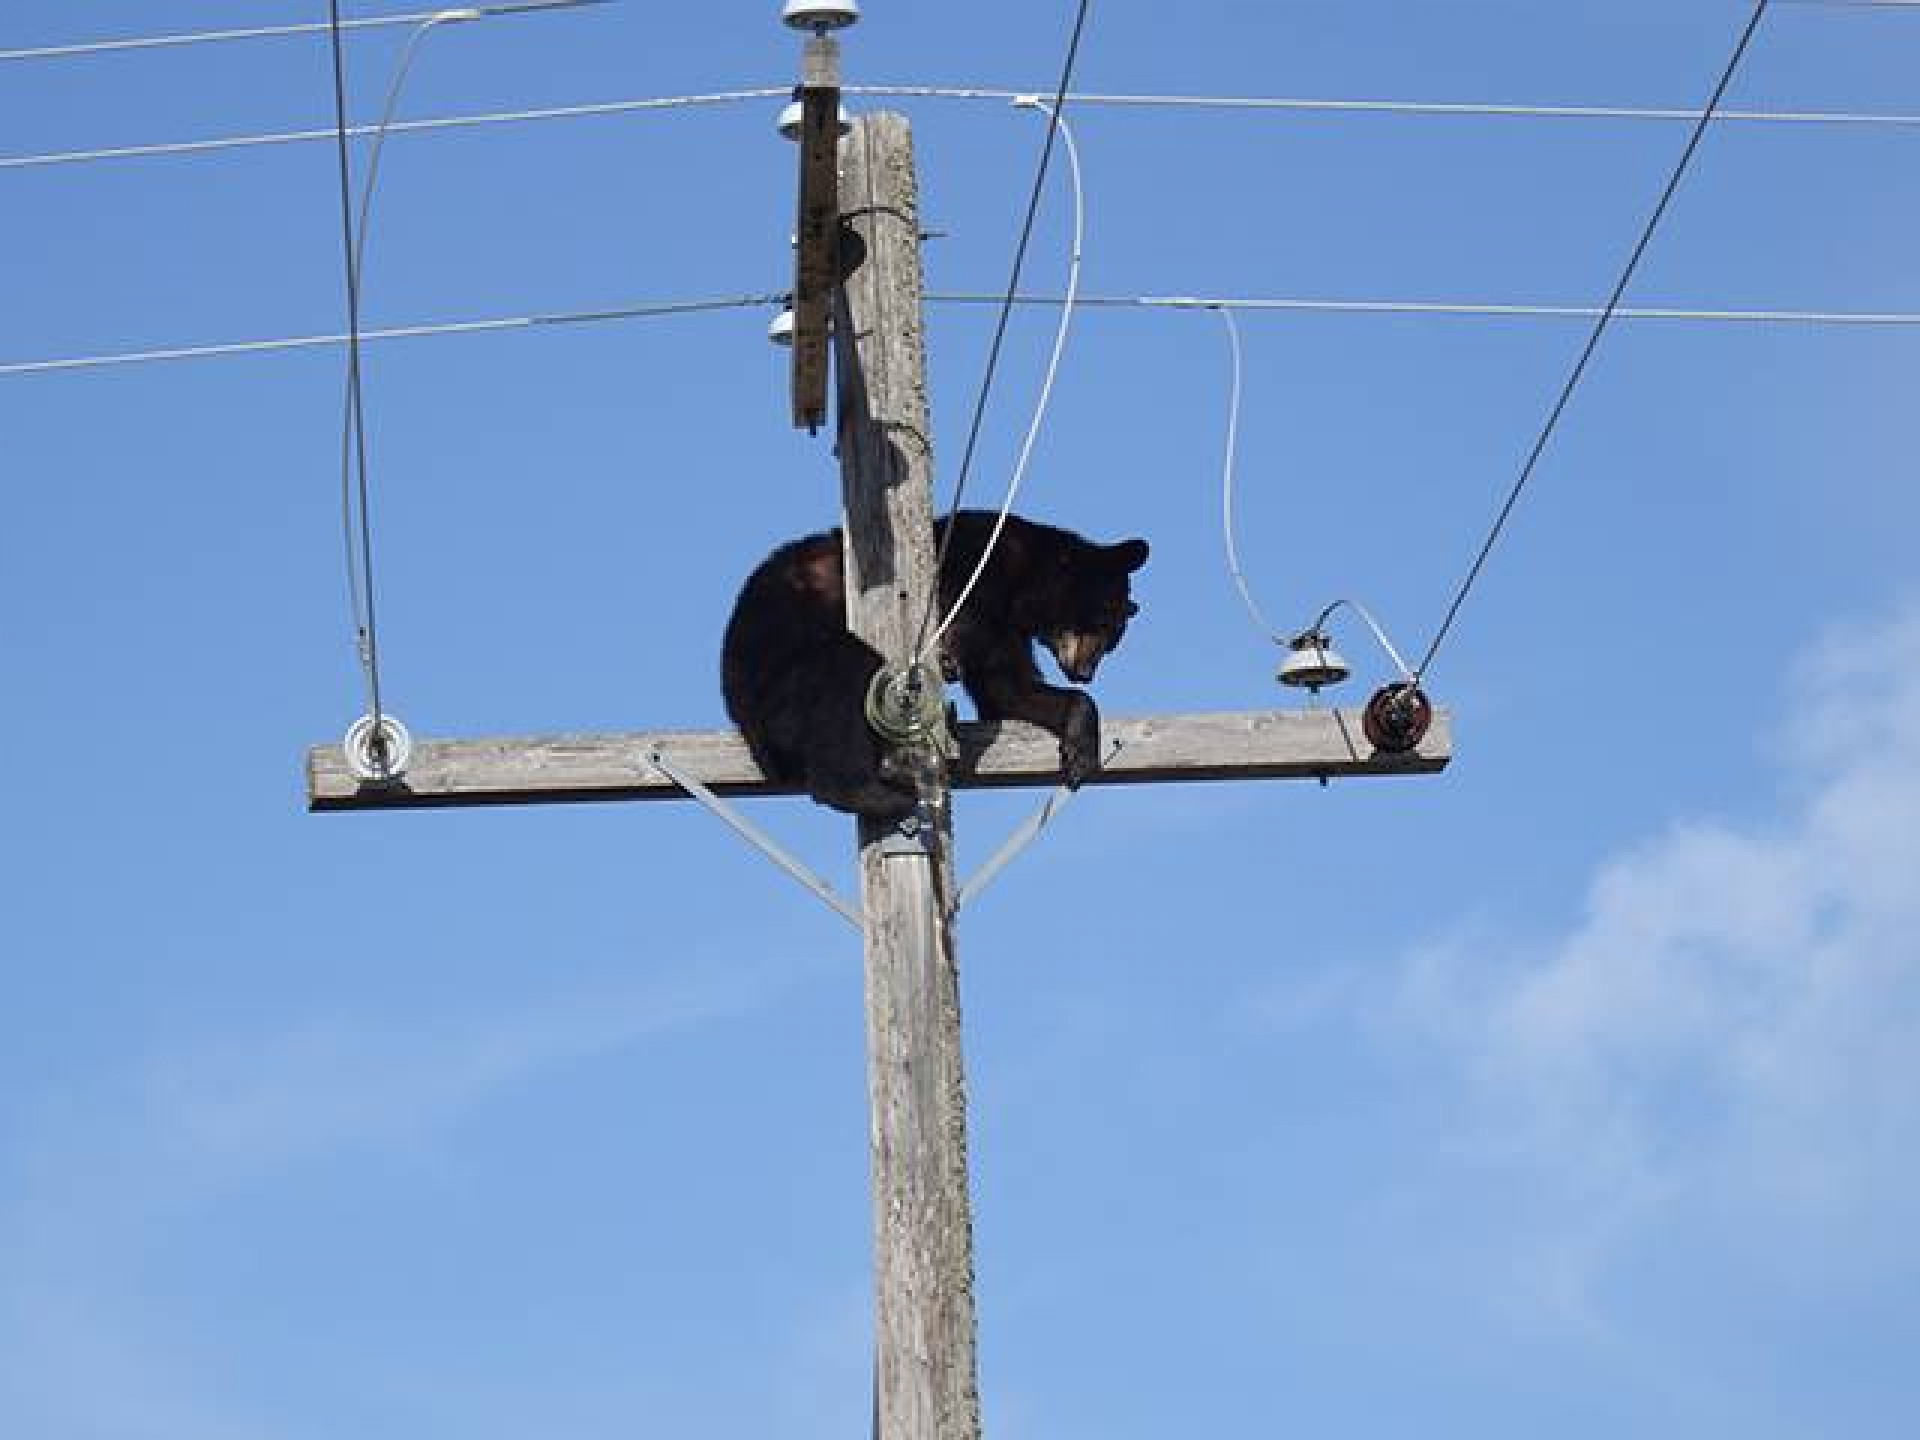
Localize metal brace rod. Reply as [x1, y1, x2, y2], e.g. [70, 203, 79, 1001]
[644, 746, 864, 930]
[956, 737, 1122, 909]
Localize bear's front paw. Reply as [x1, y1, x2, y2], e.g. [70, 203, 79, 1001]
[1059, 693, 1101, 790]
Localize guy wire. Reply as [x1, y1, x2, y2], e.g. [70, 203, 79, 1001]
[1414, 0, 1774, 684]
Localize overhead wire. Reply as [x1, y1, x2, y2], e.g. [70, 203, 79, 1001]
[0, 0, 1903, 64]
[914, 0, 1095, 664]
[12, 89, 1919, 174]
[1, 89, 789, 173]
[338, 7, 493, 746]
[935, 294, 1920, 324]
[0, 296, 784, 377]
[1413, 0, 1776, 684]
[326, 0, 388, 749]
[9, 293, 1920, 380]
[853, 85, 1920, 129]
[1206, 306, 1424, 681]
[1209, 305, 1288, 646]
[0, 1, 610, 64]
[324, 0, 610, 767]
[918, 98, 1088, 663]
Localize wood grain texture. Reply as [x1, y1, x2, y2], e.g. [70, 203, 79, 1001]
[788, 34, 839, 431]
[836, 114, 982, 1440]
[306, 709, 1454, 811]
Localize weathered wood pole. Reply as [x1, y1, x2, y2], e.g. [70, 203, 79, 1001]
[834, 112, 982, 1440]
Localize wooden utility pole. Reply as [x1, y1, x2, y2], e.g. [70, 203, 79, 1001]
[833, 113, 980, 1440]
[305, 110, 1453, 1440]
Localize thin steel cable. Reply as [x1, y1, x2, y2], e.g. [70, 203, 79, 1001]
[337, 10, 477, 736]
[919, 99, 1087, 662]
[933, 293, 1920, 324]
[329, 2, 612, 743]
[326, 0, 386, 734]
[1209, 305, 1289, 645]
[11, 293, 1920, 380]
[337, 5, 476, 718]
[916, 0, 1094, 660]
[1202, 302, 1459, 680]
[0, 295, 785, 377]
[1, 89, 789, 172]
[344, 14, 462, 741]
[0, 2, 609, 64]
[0, 0, 1903, 63]
[1414, 0, 1775, 684]
[851, 85, 1920, 129]
[1314, 598, 1416, 680]
[2, 9, 450, 63]
[11, 89, 1920, 173]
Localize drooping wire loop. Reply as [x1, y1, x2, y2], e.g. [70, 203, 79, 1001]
[328, 6, 491, 779]
[912, 0, 1094, 664]
[1204, 305, 1423, 709]
[916, 96, 1087, 665]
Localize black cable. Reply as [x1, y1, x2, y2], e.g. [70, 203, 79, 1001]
[1414, 0, 1773, 683]
[914, 0, 1094, 656]
[325, 0, 386, 733]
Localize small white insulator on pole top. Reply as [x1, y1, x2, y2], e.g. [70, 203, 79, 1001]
[781, 0, 860, 31]
[779, 98, 852, 140]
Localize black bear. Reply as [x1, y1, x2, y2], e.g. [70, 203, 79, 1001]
[721, 510, 1149, 820]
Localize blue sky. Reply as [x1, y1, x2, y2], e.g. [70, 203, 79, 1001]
[3, 2, 1917, 1436]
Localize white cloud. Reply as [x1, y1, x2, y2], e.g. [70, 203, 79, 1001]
[1383, 601, 1920, 1308]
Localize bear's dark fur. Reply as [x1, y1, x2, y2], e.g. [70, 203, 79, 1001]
[722, 511, 1149, 820]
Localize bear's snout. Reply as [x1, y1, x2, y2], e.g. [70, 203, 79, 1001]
[1051, 631, 1106, 684]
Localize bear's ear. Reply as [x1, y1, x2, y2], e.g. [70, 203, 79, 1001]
[1106, 538, 1149, 573]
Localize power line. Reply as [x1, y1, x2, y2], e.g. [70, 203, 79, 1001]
[327, 0, 389, 760]
[1414, 0, 1775, 683]
[0, 296, 781, 377]
[10, 89, 1919, 174]
[2, 0, 1907, 64]
[937, 293, 1920, 324]
[1210, 306, 1290, 647]
[917, 0, 1094, 662]
[2, 9, 459, 63]
[0, 1, 611, 64]
[855, 85, 1920, 130]
[0, 90, 788, 172]
[11, 292, 1920, 380]
[921, 99, 1088, 662]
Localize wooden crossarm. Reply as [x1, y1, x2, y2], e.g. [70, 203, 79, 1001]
[305, 707, 1452, 812]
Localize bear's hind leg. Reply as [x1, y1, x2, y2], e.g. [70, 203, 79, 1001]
[797, 638, 920, 821]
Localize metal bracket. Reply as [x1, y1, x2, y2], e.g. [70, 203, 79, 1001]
[644, 746, 864, 931]
[956, 736, 1123, 909]
[878, 805, 935, 858]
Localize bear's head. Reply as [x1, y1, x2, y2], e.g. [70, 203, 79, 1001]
[1035, 537, 1150, 684]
